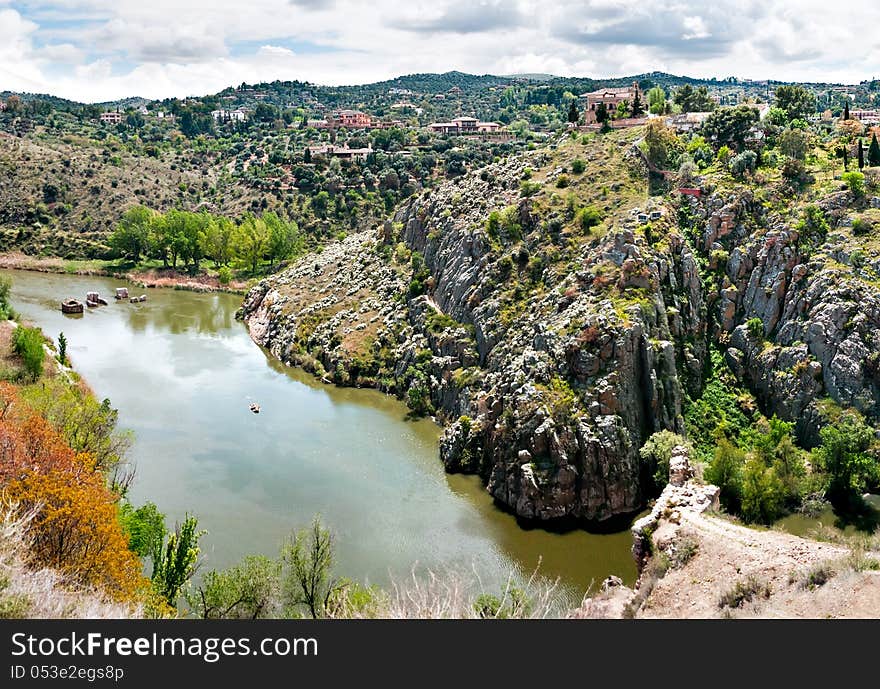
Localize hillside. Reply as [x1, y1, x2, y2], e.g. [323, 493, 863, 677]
[0, 131, 262, 258]
[241, 103, 880, 531]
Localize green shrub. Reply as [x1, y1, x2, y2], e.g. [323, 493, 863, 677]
[740, 458, 784, 524]
[0, 276, 13, 320]
[12, 326, 45, 381]
[571, 159, 586, 174]
[472, 588, 531, 619]
[575, 205, 603, 233]
[519, 180, 541, 197]
[842, 171, 866, 199]
[217, 266, 233, 285]
[746, 317, 764, 339]
[812, 411, 879, 504]
[704, 439, 746, 512]
[851, 218, 873, 236]
[555, 174, 570, 188]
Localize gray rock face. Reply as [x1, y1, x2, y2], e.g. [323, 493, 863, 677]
[239, 143, 707, 523]
[704, 190, 880, 446]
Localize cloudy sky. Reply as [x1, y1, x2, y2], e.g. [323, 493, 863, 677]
[1, 0, 879, 102]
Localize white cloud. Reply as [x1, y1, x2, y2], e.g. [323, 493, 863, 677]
[2, 1, 880, 102]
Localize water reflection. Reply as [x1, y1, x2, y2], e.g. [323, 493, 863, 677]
[4, 268, 639, 594]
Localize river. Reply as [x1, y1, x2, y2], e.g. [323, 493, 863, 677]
[3, 269, 639, 600]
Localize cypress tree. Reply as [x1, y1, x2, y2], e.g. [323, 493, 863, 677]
[869, 132, 880, 166]
[844, 100, 850, 120]
[631, 91, 644, 117]
[858, 139, 865, 169]
[567, 100, 580, 124]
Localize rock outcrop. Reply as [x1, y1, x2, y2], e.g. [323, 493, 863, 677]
[692, 188, 880, 446]
[240, 138, 707, 523]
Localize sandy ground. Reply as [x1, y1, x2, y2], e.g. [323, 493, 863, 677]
[637, 510, 874, 618]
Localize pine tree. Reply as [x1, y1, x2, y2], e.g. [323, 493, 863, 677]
[869, 132, 880, 166]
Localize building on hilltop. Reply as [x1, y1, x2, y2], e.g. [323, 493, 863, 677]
[581, 81, 643, 124]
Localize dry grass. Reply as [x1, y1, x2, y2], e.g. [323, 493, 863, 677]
[383, 565, 562, 619]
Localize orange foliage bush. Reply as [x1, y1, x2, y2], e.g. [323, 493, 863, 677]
[0, 383, 145, 600]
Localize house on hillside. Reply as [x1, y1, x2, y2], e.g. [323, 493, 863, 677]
[99, 111, 124, 124]
[307, 144, 373, 162]
[328, 110, 373, 129]
[851, 109, 880, 125]
[211, 108, 248, 122]
[581, 82, 642, 123]
[428, 116, 502, 135]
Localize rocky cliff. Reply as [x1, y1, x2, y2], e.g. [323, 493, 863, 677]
[694, 188, 880, 447]
[240, 130, 708, 523]
[239, 128, 880, 524]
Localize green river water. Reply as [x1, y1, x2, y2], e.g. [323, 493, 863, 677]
[4, 269, 640, 599]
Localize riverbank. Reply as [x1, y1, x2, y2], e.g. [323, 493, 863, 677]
[0, 252, 252, 295]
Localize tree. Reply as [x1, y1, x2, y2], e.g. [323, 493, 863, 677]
[151, 515, 204, 607]
[647, 86, 666, 115]
[567, 100, 580, 124]
[281, 517, 344, 619]
[844, 100, 850, 121]
[0, 389, 145, 600]
[643, 119, 682, 168]
[778, 128, 808, 160]
[189, 556, 281, 619]
[773, 85, 815, 122]
[795, 204, 829, 250]
[740, 458, 784, 524]
[264, 212, 302, 265]
[12, 326, 45, 381]
[704, 439, 745, 512]
[202, 216, 235, 267]
[120, 501, 166, 558]
[701, 106, 759, 151]
[858, 139, 865, 169]
[594, 102, 609, 126]
[109, 206, 153, 262]
[233, 216, 270, 274]
[630, 90, 644, 117]
[673, 85, 716, 113]
[869, 133, 880, 166]
[814, 412, 879, 505]
[57, 332, 68, 366]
